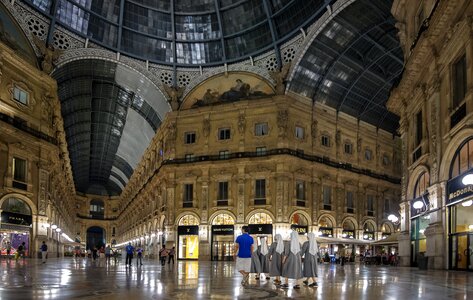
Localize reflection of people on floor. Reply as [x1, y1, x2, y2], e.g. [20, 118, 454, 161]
[221, 79, 250, 101]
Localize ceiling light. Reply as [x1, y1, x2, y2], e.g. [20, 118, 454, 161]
[387, 214, 398, 223]
[462, 174, 473, 185]
[51, 224, 58, 230]
[419, 229, 425, 234]
[413, 200, 424, 209]
[462, 200, 473, 207]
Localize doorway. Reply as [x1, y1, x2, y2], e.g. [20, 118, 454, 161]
[86, 226, 105, 251]
[212, 237, 234, 261]
[450, 233, 473, 271]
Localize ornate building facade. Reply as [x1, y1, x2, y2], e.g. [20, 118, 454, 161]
[388, 0, 473, 269]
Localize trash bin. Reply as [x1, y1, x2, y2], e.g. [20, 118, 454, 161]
[417, 253, 428, 270]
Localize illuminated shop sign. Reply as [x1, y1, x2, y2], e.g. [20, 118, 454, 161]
[318, 227, 333, 237]
[177, 225, 199, 235]
[248, 224, 273, 234]
[291, 225, 308, 235]
[363, 232, 375, 240]
[447, 175, 473, 205]
[1, 212, 32, 226]
[211, 225, 234, 235]
[342, 230, 355, 239]
[410, 193, 429, 219]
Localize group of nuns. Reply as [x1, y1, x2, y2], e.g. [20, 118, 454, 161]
[250, 230, 319, 289]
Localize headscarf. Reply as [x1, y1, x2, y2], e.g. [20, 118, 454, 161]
[260, 237, 269, 255]
[252, 238, 258, 253]
[275, 234, 284, 254]
[290, 230, 301, 255]
[307, 232, 318, 256]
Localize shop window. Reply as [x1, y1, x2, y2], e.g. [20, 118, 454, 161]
[178, 215, 199, 226]
[13, 86, 29, 105]
[414, 172, 430, 198]
[218, 128, 231, 140]
[217, 182, 228, 206]
[1, 197, 32, 216]
[321, 135, 330, 147]
[342, 220, 355, 238]
[291, 213, 308, 226]
[212, 213, 234, 225]
[255, 123, 268, 136]
[367, 195, 374, 216]
[295, 126, 304, 139]
[12, 157, 27, 190]
[296, 181, 305, 207]
[346, 191, 354, 213]
[256, 146, 266, 156]
[184, 132, 196, 144]
[183, 184, 193, 208]
[323, 185, 331, 210]
[249, 212, 272, 224]
[219, 150, 229, 160]
[450, 139, 473, 178]
[254, 179, 266, 205]
[344, 143, 352, 154]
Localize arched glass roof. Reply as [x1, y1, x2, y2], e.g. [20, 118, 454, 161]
[26, 0, 335, 66]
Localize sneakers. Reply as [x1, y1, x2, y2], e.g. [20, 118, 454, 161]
[308, 282, 318, 287]
[241, 273, 250, 285]
[303, 280, 309, 286]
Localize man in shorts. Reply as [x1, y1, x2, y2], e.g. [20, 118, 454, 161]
[234, 226, 254, 286]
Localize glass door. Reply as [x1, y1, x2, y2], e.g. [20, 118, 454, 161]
[212, 236, 234, 261]
[451, 233, 473, 271]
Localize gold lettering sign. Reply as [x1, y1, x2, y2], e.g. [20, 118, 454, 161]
[449, 185, 473, 200]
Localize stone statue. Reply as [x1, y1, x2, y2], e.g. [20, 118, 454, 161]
[167, 121, 177, 140]
[357, 137, 362, 153]
[311, 120, 318, 139]
[32, 35, 62, 74]
[202, 118, 210, 137]
[277, 109, 289, 137]
[238, 113, 246, 134]
[163, 85, 185, 111]
[202, 88, 219, 105]
[269, 63, 291, 95]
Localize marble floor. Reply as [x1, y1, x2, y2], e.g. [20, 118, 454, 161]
[0, 257, 472, 299]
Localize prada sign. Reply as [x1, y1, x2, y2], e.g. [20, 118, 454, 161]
[447, 175, 473, 205]
[291, 225, 308, 235]
[211, 225, 234, 235]
[1, 212, 32, 226]
[318, 227, 333, 237]
[248, 224, 273, 234]
[177, 225, 199, 235]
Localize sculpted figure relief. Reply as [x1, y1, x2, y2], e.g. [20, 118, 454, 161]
[33, 36, 62, 74]
[269, 63, 291, 95]
[163, 85, 185, 111]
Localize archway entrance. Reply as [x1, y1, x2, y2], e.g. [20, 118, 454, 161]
[0, 197, 32, 258]
[86, 227, 105, 251]
[211, 213, 235, 261]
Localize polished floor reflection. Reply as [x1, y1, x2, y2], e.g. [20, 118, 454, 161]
[0, 257, 472, 299]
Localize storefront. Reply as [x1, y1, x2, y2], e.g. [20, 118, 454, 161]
[248, 212, 273, 244]
[211, 213, 235, 261]
[290, 212, 308, 235]
[177, 215, 199, 260]
[446, 139, 473, 270]
[0, 197, 32, 257]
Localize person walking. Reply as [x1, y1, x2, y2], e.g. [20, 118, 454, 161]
[250, 238, 261, 279]
[339, 244, 346, 266]
[125, 242, 134, 266]
[159, 245, 168, 266]
[92, 247, 98, 261]
[6, 242, 11, 261]
[301, 233, 318, 287]
[136, 247, 143, 266]
[281, 230, 303, 289]
[40, 241, 48, 264]
[168, 246, 175, 265]
[105, 245, 112, 262]
[258, 237, 270, 280]
[16, 242, 26, 261]
[269, 234, 284, 285]
[234, 226, 254, 286]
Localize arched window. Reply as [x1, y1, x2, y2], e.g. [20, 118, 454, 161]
[381, 223, 391, 233]
[178, 215, 199, 226]
[414, 172, 430, 198]
[1, 197, 31, 215]
[318, 216, 333, 228]
[212, 213, 235, 225]
[450, 138, 473, 178]
[248, 212, 272, 224]
[290, 213, 308, 226]
[364, 222, 375, 232]
[89, 199, 104, 219]
[343, 220, 355, 230]
[342, 219, 355, 238]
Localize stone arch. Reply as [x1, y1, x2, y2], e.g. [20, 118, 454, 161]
[175, 211, 200, 226]
[245, 209, 275, 224]
[209, 210, 237, 225]
[380, 222, 394, 233]
[0, 193, 37, 215]
[407, 164, 430, 200]
[317, 213, 336, 228]
[439, 128, 473, 181]
[362, 219, 377, 232]
[341, 216, 358, 230]
[289, 210, 311, 226]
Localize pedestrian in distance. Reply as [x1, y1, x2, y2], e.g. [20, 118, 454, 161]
[168, 246, 175, 265]
[302, 233, 319, 287]
[269, 233, 284, 285]
[125, 242, 134, 266]
[159, 245, 168, 266]
[40, 241, 48, 264]
[234, 225, 254, 286]
[136, 247, 143, 266]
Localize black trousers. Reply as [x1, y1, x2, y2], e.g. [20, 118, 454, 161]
[126, 253, 133, 265]
[168, 255, 174, 264]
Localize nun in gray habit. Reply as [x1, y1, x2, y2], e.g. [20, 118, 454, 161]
[257, 237, 270, 280]
[250, 238, 262, 277]
[301, 232, 318, 287]
[269, 234, 284, 284]
[281, 230, 303, 289]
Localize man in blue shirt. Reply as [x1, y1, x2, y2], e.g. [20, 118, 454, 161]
[234, 226, 254, 285]
[125, 243, 134, 266]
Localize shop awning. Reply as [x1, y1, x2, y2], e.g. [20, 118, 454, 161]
[316, 237, 372, 245]
[371, 232, 399, 246]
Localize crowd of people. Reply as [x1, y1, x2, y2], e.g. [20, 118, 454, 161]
[235, 226, 318, 289]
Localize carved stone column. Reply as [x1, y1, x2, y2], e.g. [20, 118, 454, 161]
[201, 180, 208, 224]
[424, 182, 446, 269]
[237, 166, 246, 223]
